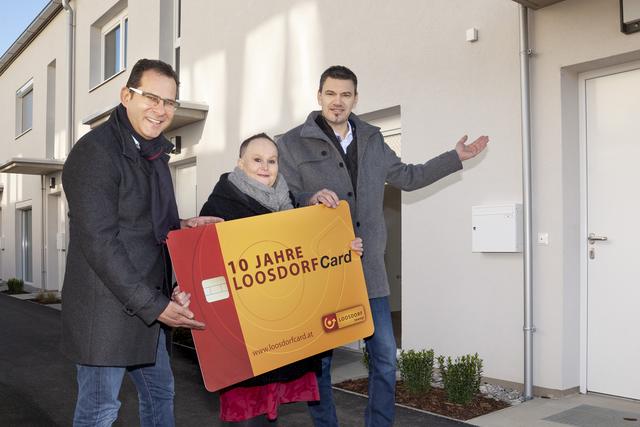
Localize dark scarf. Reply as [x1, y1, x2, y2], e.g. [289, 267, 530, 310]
[115, 104, 180, 244]
[227, 167, 293, 212]
[315, 114, 358, 195]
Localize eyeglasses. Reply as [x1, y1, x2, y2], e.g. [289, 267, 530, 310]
[128, 87, 180, 112]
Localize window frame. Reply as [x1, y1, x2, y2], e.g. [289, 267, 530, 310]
[174, 0, 181, 41]
[173, 0, 182, 93]
[101, 11, 128, 82]
[15, 78, 34, 138]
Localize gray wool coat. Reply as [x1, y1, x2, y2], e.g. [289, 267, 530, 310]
[61, 111, 171, 366]
[277, 111, 463, 299]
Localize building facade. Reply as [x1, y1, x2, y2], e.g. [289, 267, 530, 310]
[0, 0, 638, 399]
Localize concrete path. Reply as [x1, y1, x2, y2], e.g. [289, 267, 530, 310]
[470, 393, 640, 427]
[0, 294, 470, 426]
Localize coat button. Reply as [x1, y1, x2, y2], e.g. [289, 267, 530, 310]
[321, 150, 327, 156]
[356, 221, 360, 227]
[347, 192, 353, 197]
[339, 162, 344, 168]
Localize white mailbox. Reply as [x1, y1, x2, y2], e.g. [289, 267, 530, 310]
[472, 204, 523, 253]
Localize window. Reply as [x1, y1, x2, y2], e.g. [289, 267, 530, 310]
[89, 1, 128, 88]
[174, 162, 197, 219]
[176, 0, 181, 39]
[102, 13, 128, 80]
[16, 79, 34, 136]
[46, 60, 56, 157]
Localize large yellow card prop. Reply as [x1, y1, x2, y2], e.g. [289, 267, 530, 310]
[167, 201, 373, 391]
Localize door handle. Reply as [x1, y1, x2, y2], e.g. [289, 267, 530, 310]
[588, 233, 608, 244]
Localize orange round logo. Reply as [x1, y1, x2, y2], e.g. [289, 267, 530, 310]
[322, 314, 338, 332]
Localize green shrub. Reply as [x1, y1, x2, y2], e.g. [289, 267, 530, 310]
[7, 278, 24, 294]
[361, 347, 369, 370]
[35, 291, 60, 304]
[437, 353, 483, 405]
[398, 349, 435, 395]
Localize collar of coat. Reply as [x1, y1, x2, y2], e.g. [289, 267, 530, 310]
[300, 111, 380, 150]
[109, 106, 174, 164]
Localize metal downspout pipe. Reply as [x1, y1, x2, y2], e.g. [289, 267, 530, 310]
[60, 0, 75, 293]
[62, 0, 75, 155]
[41, 176, 46, 291]
[519, 4, 535, 401]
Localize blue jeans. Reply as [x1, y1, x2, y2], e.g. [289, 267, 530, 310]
[73, 329, 175, 427]
[309, 297, 397, 427]
[308, 352, 337, 426]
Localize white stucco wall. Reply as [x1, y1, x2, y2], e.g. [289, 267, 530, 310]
[400, 1, 524, 386]
[0, 0, 173, 288]
[180, 0, 526, 384]
[0, 10, 67, 287]
[181, 0, 640, 391]
[74, 0, 167, 142]
[527, 0, 640, 391]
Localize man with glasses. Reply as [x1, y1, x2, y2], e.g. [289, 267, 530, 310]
[62, 59, 219, 426]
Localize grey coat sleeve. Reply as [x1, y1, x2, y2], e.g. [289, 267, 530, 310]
[277, 135, 316, 206]
[62, 140, 168, 325]
[384, 143, 463, 191]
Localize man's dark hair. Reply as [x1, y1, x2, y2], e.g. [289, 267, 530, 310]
[318, 65, 358, 94]
[126, 59, 179, 89]
[239, 133, 277, 158]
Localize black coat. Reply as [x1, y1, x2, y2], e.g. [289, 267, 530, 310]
[200, 174, 320, 387]
[200, 173, 273, 220]
[61, 110, 171, 366]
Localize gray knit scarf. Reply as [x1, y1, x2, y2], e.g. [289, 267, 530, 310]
[228, 166, 294, 212]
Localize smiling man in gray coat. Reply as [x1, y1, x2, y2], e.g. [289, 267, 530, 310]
[62, 59, 219, 426]
[277, 65, 488, 427]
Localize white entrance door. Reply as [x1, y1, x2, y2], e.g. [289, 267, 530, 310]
[585, 65, 640, 400]
[57, 195, 66, 291]
[174, 163, 197, 219]
[46, 192, 67, 291]
[20, 208, 33, 284]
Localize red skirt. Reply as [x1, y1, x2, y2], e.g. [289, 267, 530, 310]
[219, 371, 319, 421]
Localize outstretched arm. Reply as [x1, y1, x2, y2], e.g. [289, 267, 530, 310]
[385, 134, 488, 191]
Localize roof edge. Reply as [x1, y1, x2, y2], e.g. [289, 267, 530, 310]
[0, 1, 64, 76]
[0, 157, 65, 175]
[511, 0, 566, 10]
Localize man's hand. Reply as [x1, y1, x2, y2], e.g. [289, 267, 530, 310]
[180, 216, 224, 229]
[455, 135, 489, 161]
[158, 301, 205, 329]
[350, 237, 363, 257]
[309, 188, 340, 208]
[171, 285, 191, 308]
